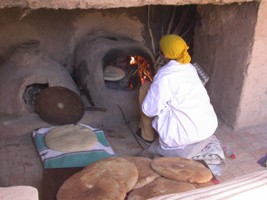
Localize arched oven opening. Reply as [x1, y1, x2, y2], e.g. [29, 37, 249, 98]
[103, 51, 155, 91]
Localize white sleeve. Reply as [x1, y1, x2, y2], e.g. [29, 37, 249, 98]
[141, 76, 172, 117]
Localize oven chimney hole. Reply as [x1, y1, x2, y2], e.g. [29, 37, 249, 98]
[23, 83, 49, 113]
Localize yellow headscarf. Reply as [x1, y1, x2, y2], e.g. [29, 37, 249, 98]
[159, 34, 191, 64]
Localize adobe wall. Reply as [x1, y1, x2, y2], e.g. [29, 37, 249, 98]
[193, 1, 267, 129]
[0, 8, 144, 67]
[193, 2, 259, 129]
[236, 1, 267, 128]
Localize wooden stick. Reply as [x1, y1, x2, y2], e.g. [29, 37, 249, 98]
[84, 106, 107, 112]
[173, 6, 190, 35]
[167, 6, 177, 34]
[147, 5, 156, 55]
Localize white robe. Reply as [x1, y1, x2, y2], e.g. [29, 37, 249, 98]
[142, 60, 218, 150]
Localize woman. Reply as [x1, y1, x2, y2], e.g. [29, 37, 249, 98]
[136, 34, 218, 157]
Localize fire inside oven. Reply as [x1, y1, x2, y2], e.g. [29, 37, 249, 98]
[104, 55, 153, 91]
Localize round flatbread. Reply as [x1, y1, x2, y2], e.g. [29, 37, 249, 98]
[151, 157, 213, 183]
[45, 124, 97, 153]
[123, 156, 160, 189]
[193, 180, 215, 188]
[127, 177, 196, 200]
[84, 157, 138, 192]
[103, 65, 125, 81]
[57, 157, 139, 200]
[57, 164, 127, 200]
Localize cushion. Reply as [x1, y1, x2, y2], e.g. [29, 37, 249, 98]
[32, 124, 115, 168]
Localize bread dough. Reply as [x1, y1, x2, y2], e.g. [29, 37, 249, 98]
[45, 124, 97, 152]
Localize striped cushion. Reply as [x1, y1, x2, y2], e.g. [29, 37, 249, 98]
[150, 170, 267, 200]
[32, 124, 115, 168]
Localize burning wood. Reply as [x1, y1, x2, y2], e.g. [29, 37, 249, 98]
[104, 55, 154, 90]
[129, 56, 153, 83]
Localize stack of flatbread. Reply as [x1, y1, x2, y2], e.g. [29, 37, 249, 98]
[57, 156, 214, 200]
[127, 157, 213, 200]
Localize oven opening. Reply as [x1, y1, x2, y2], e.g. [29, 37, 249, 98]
[104, 55, 154, 91]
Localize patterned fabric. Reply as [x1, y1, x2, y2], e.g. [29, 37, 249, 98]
[32, 124, 115, 168]
[192, 63, 209, 86]
[150, 170, 267, 200]
[192, 135, 225, 165]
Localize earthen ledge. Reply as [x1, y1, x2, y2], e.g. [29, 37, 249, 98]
[0, 0, 258, 10]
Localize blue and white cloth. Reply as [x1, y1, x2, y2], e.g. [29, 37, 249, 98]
[32, 124, 115, 168]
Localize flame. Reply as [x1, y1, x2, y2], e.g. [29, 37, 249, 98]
[130, 56, 136, 65]
[127, 55, 153, 86]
